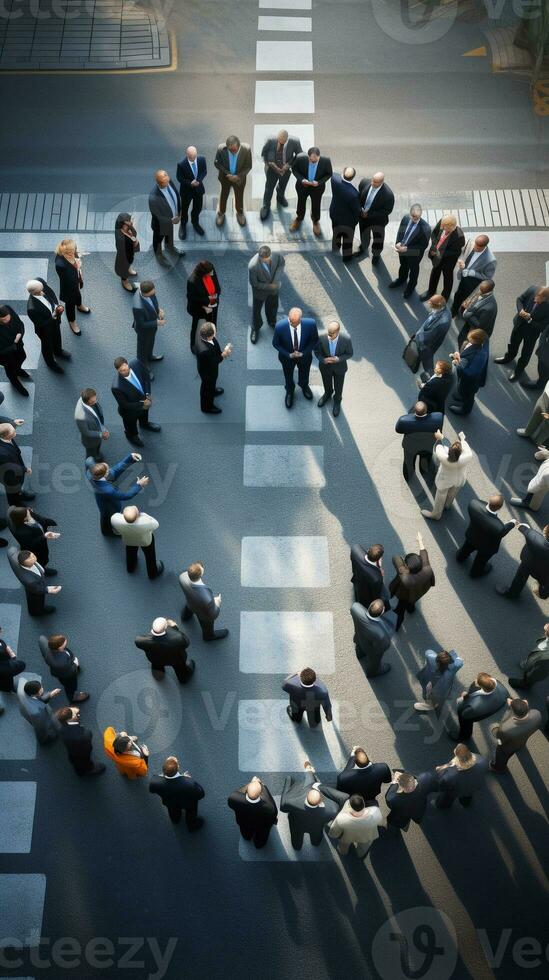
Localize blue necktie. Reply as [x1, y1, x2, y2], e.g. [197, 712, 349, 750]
[165, 184, 177, 213]
[128, 370, 144, 395]
[191, 160, 197, 178]
[402, 221, 415, 245]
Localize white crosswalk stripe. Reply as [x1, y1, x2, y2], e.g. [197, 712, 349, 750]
[239, 701, 347, 770]
[240, 611, 335, 672]
[0, 783, 37, 853]
[243, 444, 325, 487]
[241, 536, 330, 587]
[0, 875, 46, 946]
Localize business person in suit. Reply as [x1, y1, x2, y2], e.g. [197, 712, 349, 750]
[17, 677, 61, 744]
[416, 360, 454, 415]
[389, 531, 435, 630]
[8, 506, 58, 572]
[328, 795, 385, 858]
[148, 169, 181, 265]
[415, 295, 452, 379]
[314, 320, 353, 416]
[420, 215, 465, 301]
[0, 305, 30, 395]
[0, 423, 34, 505]
[290, 147, 333, 236]
[186, 261, 221, 353]
[421, 430, 473, 521]
[395, 402, 444, 482]
[272, 307, 319, 409]
[132, 281, 165, 366]
[39, 634, 88, 703]
[350, 542, 390, 609]
[453, 672, 508, 741]
[56, 706, 105, 776]
[490, 698, 541, 772]
[260, 129, 302, 220]
[434, 745, 488, 808]
[74, 388, 109, 460]
[389, 205, 431, 298]
[508, 623, 549, 690]
[26, 278, 70, 374]
[214, 135, 252, 227]
[415, 649, 463, 712]
[450, 235, 497, 316]
[150, 756, 205, 828]
[494, 285, 549, 383]
[54, 238, 90, 335]
[516, 380, 549, 446]
[496, 522, 549, 600]
[114, 212, 138, 293]
[111, 504, 163, 578]
[111, 356, 161, 447]
[280, 760, 347, 850]
[135, 617, 194, 683]
[449, 329, 489, 416]
[385, 770, 436, 833]
[195, 322, 232, 414]
[357, 172, 395, 262]
[103, 727, 149, 779]
[0, 627, 25, 693]
[282, 667, 333, 727]
[527, 322, 549, 391]
[336, 747, 392, 799]
[457, 279, 497, 347]
[248, 246, 285, 344]
[86, 454, 148, 536]
[228, 776, 278, 849]
[179, 561, 228, 641]
[329, 168, 361, 261]
[510, 447, 549, 512]
[351, 599, 396, 677]
[8, 548, 61, 615]
[456, 494, 515, 577]
[176, 145, 207, 238]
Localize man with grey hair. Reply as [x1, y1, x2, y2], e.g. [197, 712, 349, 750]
[134, 616, 194, 683]
[0, 422, 34, 504]
[358, 171, 395, 263]
[111, 504, 163, 578]
[389, 205, 431, 298]
[26, 278, 70, 374]
[260, 129, 303, 220]
[329, 167, 360, 261]
[176, 144, 207, 239]
[248, 245, 285, 344]
[314, 320, 353, 416]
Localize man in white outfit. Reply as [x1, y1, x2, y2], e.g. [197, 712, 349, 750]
[422, 430, 473, 520]
[327, 794, 385, 857]
[111, 505, 163, 579]
[510, 447, 549, 512]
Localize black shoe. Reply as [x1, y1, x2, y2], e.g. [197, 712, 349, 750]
[495, 585, 511, 597]
[371, 254, 381, 266]
[48, 363, 65, 374]
[285, 391, 294, 409]
[18, 369, 31, 379]
[367, 663, 391, 678]
[277, 195, 288, 207]
[0, 538, 8, 547]
[44, 567, 58, 577]
[449, 405, 466, 415]
[204, 629, 229, 641]
[127, 435, 144, 447]
[494, 355, 511, 364]
[11, 384, 29, 396]
[215, 387, 224, 395]
[150, 561, 164, 578]
[301, 385, 313, 400]
[141, 422, 161, 432]
[250, 328, 259, 344]
[20, 491, 35, 501]
[403, 287, 414, 298]
[57, 350, 72, 360]
[520, 378, 543, 389]
[193, 223, 205, 236]
[149, 354, 164, 362]
[333, 401, 341, 417]
[84, 763, 106, 776]
[317, 394, 331, 407]
[155, 253, 170, 266]
[510, 496, 530, 509]
[260, 206, 270, 221]
[188, 816, 204, 832]
[178, 225, 187, 240]
[388, 280, 404, 289]
[286, 706, 299, 723]
[418, 291, 431, 301]
[202, 407, 222, 414]
[39, 606, 56, 616]
[508, 677, 527, 689]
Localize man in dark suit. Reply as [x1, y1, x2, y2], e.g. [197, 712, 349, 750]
[228, 775, 278, 849]
[132, 281, 165, 366]
[260, 129, 302, 220]
[336, 746, 392, 799]
[85, 452, 148, 536]
[434, 744, 488, 808]
[509, 623, 549, 690]
[248, 246, 285, 343]
[0, 422, 35, 505]
[456, 493, 516, 578]
[26, 277, 70, 374]
[39, 634, 88, 703]
[149, 755, 204, 829]
[415, 296, 452, 380]
[282, 667, 332, 728]
[74, 388, 109, 460]
[357, 172, 395, 263]
[528, 325, 549, 391]
[416, 360, 454, 415]
[176, 145, 207, 238]
[350, 542, 390, 608]
[496, 522, 549, 599]
[395, 402, 443, 481]
[135, 617, 194, 683]
[457, 280, 498, 347]
[0, 627, 25, 693]
[494, 285, 549, 383]
[329, 169, 360, 261]
[280, 760, 347, 850]
[0, 305, 30, 395]
[351, 599, 396, 676]
[179, 561, 229, 641]
[389, 531, 435, 630]
[56, 706, 105, 776]
[389, 205, 431, 298]
[8, 547, 61, 616]
[314, 320, 353, 417]
[451, 235, 497, 317]
[453, 672, 508, 741]
[214, 135, 252, 227]
[111, 356, 161, 447]
[273, 307, 319, 409]
[385, 769, 436, 832]
[290, 147, 333, 237]
[490, 697, 541, 772]
[195, 322, 232, 415]
[148, 169, 181, 265]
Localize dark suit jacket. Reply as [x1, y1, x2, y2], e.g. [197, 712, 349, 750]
[292, 153, 333, 187]
[415, 308, 452, 356]
[0, 438, 26, 493]
[428, 221, 465, 266]
[178, 571, 219, 622]
[26, 279, 61, 338]
[329, 174, 361, 228]
[39, 635, 78, 682]
[150, 772, 205, 810]
[0, 307, 25, 360]
[59, 722, 94, 764]
[385, 773, 436, 827]
[273, 317, 319, 362]
[462, 292, 498, 336]
[350, 545, 389, 608]
[7, 547, 47, 596]
[517, 525, 549, 592]
[135, 626, 190, 670]
[86, 454, 141, 518]
[523, 639, 549, 684]
[389, 549, 435, 605]
[514, 287, 549, 337]
[133, 291, 159, 335]
[358, 180, 394, 226]
[282, 675, 332, 719]
[492, 708, 542, 753]
[463, 500, 514, 557]
[111, 360, 151, 420]
[186, 270, 221, 317]
[148, 181, 181, 234]
[214, 143, 252, 180]
[395, 411, 443, 439]
[458, 680, 508, 721]
[457, 341, 488, 390]
[437, 757, 488, 800]
[0, 641, 25, 693]
[196, 337, 223, 383]
[337, 756, 392, 800]
[228, 785, 278, 831]
[280, 773, 347, 843]
[351, 603, 396, 662]
[417, 374, 454, 415]
[314, 331, 353, 375]
[176, 155, 207, 194]
[55, 254, 81, 304]
[261, 136, 302, 171]
[396, 215, 431, 260]
[8, 509, 56, 567]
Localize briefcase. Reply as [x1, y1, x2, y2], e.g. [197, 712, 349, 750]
[403, 336, 420, 373]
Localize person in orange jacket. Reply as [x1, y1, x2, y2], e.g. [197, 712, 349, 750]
[103, 726, 149, 779]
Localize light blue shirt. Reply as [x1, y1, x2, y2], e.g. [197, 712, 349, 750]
[308, 161, 318, 182]
[402, 219, 418, 245]
[228, 150, 239, 175]
[190, 159, 198, 178]
[328, 337, 338, 357]
[128, 369, 144, 395]
[160, 183, 177, 216]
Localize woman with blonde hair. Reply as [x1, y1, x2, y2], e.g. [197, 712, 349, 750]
[420, 213, 465, 302]
[54, 238, 90, 336]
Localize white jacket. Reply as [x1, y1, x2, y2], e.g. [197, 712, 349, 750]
[111, 512, 159, 546]
[328, 801, 385, 847]
[434, 437, 473, 490]
[527, 457, 549, 494]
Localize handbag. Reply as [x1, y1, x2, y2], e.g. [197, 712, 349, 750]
[403, 335, 420, 373]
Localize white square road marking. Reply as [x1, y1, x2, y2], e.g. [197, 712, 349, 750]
[238, 700, 347, 771]
[0, 783, 37, 853]
[256, 41, 313, 72]
[241, 535, 329, 587]
[254, 80, 315, 114]
[0, 875, 46, 946]
[258, 16, 312, 31]
[240, 611, 334, 673]
[243, 444, 325, 487]
[259, 0, 312, 8]
[246, 385, 323, 432]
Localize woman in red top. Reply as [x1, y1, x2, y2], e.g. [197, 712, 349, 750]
[186, 260, 221, 353]
[420, 215, 465, 302]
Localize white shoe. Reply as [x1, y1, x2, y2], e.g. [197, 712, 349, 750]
[414, 701, 434, 712]
[421, 509, 438, 520]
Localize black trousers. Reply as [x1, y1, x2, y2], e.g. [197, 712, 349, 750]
[40, 320, 63, 368]
[395, 599, 415, 630]
[167, 802, 199, 828]
[435, 791, 472, 809]
[152, 222, 174, 253]
[320, 366, 344, 402]
[451, 277, 478, 316]
[64, 296, 81, 322]
[453, 378, 479, 415]
[100, 512, 116, 537]
[359, 220, 386, 256]
[152, 657, 194, 684]
[505, 561, 532, 598]
[190, 305, 217, 352]
[456, 542, 494, 577]
[182, 605, 218, 640]
[25, 589, 46, 616]
[402, 450, 432, 483]
[200, 377, 217, 411]
[5, 485, 29, 507]
[456, 716, 474, 740]
[491, 745, 515, 772]
[136, 328, 157, 364]
[126, 537, 160, 578]
[536, 356, 549, 387]
[332, 224, 355, 260]
[296, 185, 324, 222]
[288, 700, 321, 727]
[428, 259, 457, 300]
[0, 351, 27, 389]
[180, 189, 203, 227]
[71, 751, 94, 776]
[281, 354, 312, 393]
[395, 255, 421, 291]
[504, 322, 540, 377]
[240, 823, 273, 848]
[61, 673, 78, 701]
[121, 409, 149, 440]
[263, 167, 291, 208]
[252, 293, 278, 331]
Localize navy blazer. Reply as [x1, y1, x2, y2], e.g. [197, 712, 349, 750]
[133, 292, 159, 333]
[148, 181, 181, 234]
[272, 317, 319, 361]
[329, 174, 361, 228]
[176, 155, 207, 194]
[396, 215, 431, 260]
[282, 674, 332, 719]
[395, 411, 443, 436]
[86, 454, 142, 518]
[415, 308, 452, 355]
[457, 342, 488, 389]
[111, 359, 151, 419]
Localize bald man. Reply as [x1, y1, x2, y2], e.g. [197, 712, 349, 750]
[176, 146, 207, 239]
[357, 172, 395, 264]
[450, 235, 496, 317]
[260, 130, 303, 220]
[495, 286, 549, 384]
[329, 168, 361, 261]
[111, 504, 163, 579]
[148, 169, 182, 265]
[228, 775, 278, 848]
[0, 422, 34, 505]
[272, 307, 319, 409]
[134, 617, 194, 683]
[280, 761, 348, 850]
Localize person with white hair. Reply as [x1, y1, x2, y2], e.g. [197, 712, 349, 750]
[176, 145, 207, 239]
[25, 278, 71, 374]
[134, 616, 195, 683]
[110, 504, 163, 579]
[357, 171, 395, 263]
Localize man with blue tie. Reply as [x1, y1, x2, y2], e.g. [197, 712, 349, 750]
[314, 321, 353, 417]
[329, 168, 361, 262]
[273, 307, 319, 409]
[111, 356, 161, 448]
[291, 147, 333, 237]
[148, 170, 181, 266]
[176, 145, 207, 239]
[214, 135, 252, 228]
[389, 204, 431, 298]
[132, 281, 165, 367]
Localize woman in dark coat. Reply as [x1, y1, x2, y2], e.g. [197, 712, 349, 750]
[449, 328, 489, 416]
[420, 214, 465, 302]
[54, 238, 90, 336]
[114, 213, 139, 292]
[0, 304, 30, 396]
[7, 506, 59, 571]
[186, 260, 221, 352]
[0, 627, 26, 693]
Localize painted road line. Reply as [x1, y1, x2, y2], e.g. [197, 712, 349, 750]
[0, 257, 48, 299]
[246, 385, 323, 431]
[258, 16, 312, 31]
[0, 783, 37, 853]
[243, 443, 325, 487]
[0, 386, 35, 435]
[241, 535, 330, 587]
[254, 80, 315, 113]
[238, 700, 346, 770]
[240, 611, 335, 672]
[256, 40, 313, 71]
[259, 0, 312, 7]
[0, 875, 46, 946]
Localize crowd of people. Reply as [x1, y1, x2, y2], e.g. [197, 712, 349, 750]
[0, 132, 548, 858]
